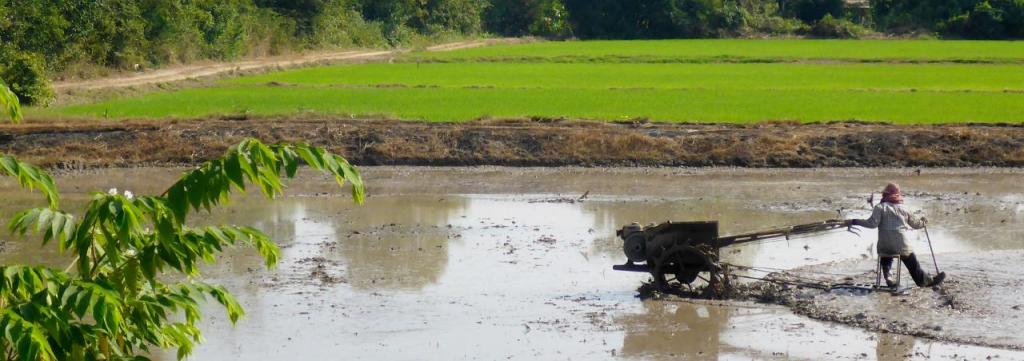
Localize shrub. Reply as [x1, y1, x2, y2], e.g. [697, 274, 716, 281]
[245, 9, 300, 57]
[528, 0, 572, 38]
[419, 0, 489, 35]
[942, 1, 1008, 38]
[0, 52, 53, 106]
[786, 0, 845, 23]
[486, 0, 571, 38]
[1000, 0, 1024, 37]
[804, 14, 872, 38]
[310, 0, 388, 48]
[728, 0, 807, 36]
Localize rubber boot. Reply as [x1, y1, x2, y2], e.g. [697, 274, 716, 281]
[881, 265, 895, 288]
[926, 272, 946, 287]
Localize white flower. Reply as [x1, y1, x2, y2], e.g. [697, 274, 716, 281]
[124, 190, 134, 200]
[108, 188, 118, 195]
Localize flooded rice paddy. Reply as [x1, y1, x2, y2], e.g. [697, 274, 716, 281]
[1, 167, 1022, 360]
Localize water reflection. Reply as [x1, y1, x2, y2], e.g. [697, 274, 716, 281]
[1, 168, 1022, 361]
[877, 333, 916, 361]
[619, 301, 727, 360]
[328, 196, 469, 290]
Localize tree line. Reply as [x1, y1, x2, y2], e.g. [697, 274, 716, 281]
[3, 0, 1023, 105]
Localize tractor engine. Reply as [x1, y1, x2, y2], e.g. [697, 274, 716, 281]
[615, 221, 723, 291]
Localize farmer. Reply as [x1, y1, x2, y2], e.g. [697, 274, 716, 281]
[845, 183, 946, 288]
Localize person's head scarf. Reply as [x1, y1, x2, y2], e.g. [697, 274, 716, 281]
[881, 183, 903, 204]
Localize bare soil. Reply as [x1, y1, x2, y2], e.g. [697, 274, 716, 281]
[2, 117, 1024, 169]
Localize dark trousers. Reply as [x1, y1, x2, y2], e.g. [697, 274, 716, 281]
[880, 253, 929, 286]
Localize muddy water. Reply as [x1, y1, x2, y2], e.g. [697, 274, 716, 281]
[1, 167, 1022, 360]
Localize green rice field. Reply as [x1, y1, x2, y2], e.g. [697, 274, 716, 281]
[409, 39, 1024, 63]
[42, 39, 1024, 124]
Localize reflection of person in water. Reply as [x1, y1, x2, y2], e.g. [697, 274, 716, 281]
[844, 183, 945, 288]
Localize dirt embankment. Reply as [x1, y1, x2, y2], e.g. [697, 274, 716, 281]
[1, 118, 1023, 169]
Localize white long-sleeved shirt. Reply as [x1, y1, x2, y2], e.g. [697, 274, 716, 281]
[853, 202, 926, 256]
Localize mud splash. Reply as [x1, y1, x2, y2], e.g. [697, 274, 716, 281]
[0, 167, 1022, 360]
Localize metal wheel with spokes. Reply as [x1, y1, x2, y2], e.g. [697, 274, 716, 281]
[651, 245, 721, 296]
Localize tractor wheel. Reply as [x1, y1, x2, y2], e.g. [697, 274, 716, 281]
[651, 245, 719, 293]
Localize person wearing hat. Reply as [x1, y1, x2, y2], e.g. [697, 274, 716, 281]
[845, 183, 946, 287]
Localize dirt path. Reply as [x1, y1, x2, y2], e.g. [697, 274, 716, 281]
[53, 38, 516, 91]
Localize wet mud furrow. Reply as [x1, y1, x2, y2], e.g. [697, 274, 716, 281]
[2, 118, 1024, 169]
[722, 252, 1024, 351]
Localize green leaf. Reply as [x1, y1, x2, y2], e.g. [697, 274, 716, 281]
[0, 138, 367, 360]
[224, 154, 246, 191]
[73, 289, 91, 318]
[0, 80, 22, 123]
[0, 155, 61, 208]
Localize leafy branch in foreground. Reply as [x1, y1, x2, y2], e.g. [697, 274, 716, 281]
[1, 138, 364, 360]
[0, 156, 59, 209]
[1, 79, 58, 208]
[0, 80, 20, 123]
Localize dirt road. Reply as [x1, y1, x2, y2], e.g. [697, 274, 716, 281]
[53, 39, 514, 91]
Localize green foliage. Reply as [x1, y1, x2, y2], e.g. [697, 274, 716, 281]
[0, 80, 20, 122]
[308, 0, 388, 48]
[485, 0, 571, 37]
[140, 0, 298, 64]
[0, 79, 58, 202]
[562, 0, 723, 38]
[0, 0, 487, 81]
[873, 0, 1024, 38]
[0, 52, 53, 106]
[0, 138, 364, 360]
[416, 0, 490, 35]
[529, 0, 572, 37]
[785, 0, 845, 23]
[940, 1, 1024, 38]
[731, 0, 808, 35]
[354, 0, 489, 44]
[163, 138, 365, 224]
[0, 156, 59, 209]
[559, 0, 805, 38]
[804, 14, 872, 38]
[6, 0, 1024, 86]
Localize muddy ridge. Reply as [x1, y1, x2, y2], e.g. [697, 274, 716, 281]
[2, 117, 1024, 169]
